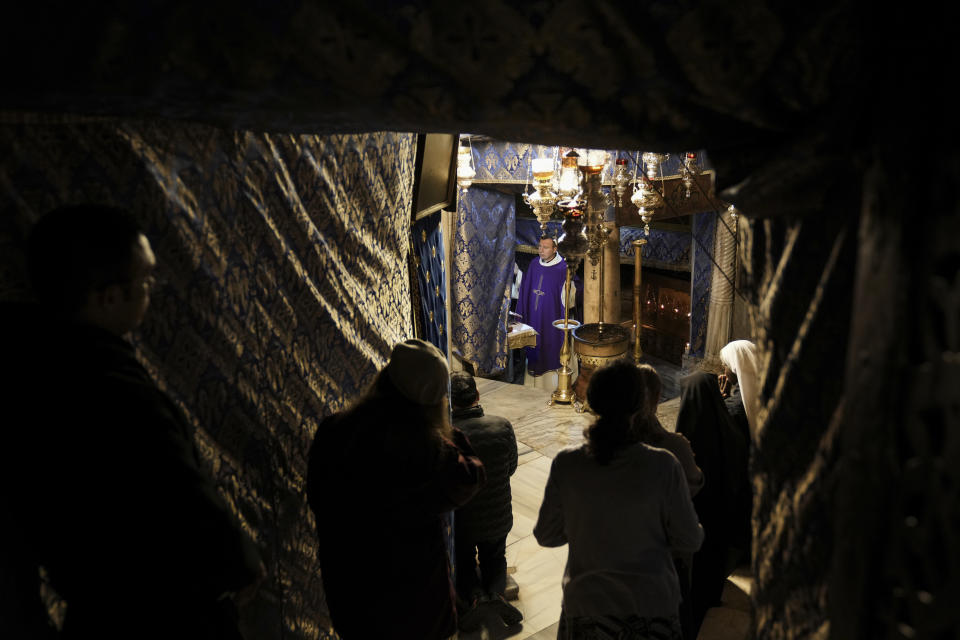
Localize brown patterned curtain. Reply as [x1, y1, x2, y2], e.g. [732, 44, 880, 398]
[0, 120, 416, 639]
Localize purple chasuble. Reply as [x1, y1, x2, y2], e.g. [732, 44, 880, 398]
[516, 256, 569, 375]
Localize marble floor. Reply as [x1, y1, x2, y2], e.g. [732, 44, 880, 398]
[459, 366, 751, 640]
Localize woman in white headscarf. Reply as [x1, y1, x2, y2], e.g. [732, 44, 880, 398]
[719, 339, 761, 442]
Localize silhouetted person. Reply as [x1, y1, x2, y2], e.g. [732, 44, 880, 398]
[19, 204, 264, 639]
[633, 364, 704, 496]
[633, 364, 704, 639]
[0, 301, 56, 638]
[675, 368, 751, 636]
[535, 360, 703, 639]
[306, 339, 485, 640]
[449, 370, 522, 632]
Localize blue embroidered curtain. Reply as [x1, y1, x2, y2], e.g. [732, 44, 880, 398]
[451, 186, 515, 375]
[620, 226, 692, 271]
[0, 120, 416, 640]
[411, 211, 448, 354]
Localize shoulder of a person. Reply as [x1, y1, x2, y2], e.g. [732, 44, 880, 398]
[310, 412, 349, 452]
[552, 444, 589, 468]
[452, 413, 486, 432]
[459, 416, 513, 445]
[626, 441, 676, 462]
[660, 430, 691, 447]
[645, 444, 686, 476]
[484, 412, 514, 430]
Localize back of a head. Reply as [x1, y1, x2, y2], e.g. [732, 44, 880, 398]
[27, 204, 143, 313]
[635, 364, 661, 415]
[585, 359, 645, 464]
[361, 339, 453, 444]
[450, 371, 478, 410]
[587, 359, 645, 419]
[630, 364, 663, 440]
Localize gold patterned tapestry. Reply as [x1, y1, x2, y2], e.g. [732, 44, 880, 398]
[0, 120, 416, 639]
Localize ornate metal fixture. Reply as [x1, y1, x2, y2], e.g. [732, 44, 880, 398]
[630, 152, 668, 236]
[642, 152, 669, 180]
[456, 139, 475, 190]
[525, 157, 559, 231]
[557, 151, 581, 200]
[612, 158, 631, 207]
[680, 151, 700, 198]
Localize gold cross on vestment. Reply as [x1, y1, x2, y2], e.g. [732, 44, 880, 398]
[532, 274, 545, 311]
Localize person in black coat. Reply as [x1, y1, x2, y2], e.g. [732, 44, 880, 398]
[307, 340, 486, 640]
[449, 371, 523, 630]
[15, 205, 265, 639]
[674, 371, 751, 638]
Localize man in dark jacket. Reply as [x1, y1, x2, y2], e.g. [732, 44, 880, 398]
[450, 371, 523, 630]
[18, 205, 264, 639]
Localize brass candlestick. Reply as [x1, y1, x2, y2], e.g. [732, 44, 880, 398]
[597, 224, 613, 336]
[632, 238, 647, 361]
[550, 268, 580, 405]
[552, 205, 588, 408]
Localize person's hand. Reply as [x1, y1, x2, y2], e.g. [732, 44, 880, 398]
[718, 374, 731, 399]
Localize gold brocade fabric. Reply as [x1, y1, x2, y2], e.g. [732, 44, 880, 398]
[0, 121, 416, 639]
[740, 213, 858, 639]
[451, 187, 515, 375]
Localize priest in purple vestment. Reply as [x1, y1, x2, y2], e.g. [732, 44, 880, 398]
[516, 236, 576, 377]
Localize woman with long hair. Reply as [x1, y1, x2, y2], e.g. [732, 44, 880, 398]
[534, 359, 703, 640]
[307, 339, 485, 640]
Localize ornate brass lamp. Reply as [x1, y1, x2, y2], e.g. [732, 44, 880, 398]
[527, 157, 559, 232]
[630, 152, 668, 235]
[680, 151, 700, 198]
[612, 158, 631, 207]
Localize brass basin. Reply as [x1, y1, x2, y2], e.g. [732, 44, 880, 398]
[571, 323, 631, 409]
[572, 322, 631, 366]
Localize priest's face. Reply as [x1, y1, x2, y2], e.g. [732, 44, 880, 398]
[538, 238, 557, 262]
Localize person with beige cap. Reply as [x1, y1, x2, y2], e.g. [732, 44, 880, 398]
[306, 339, 486, 640]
